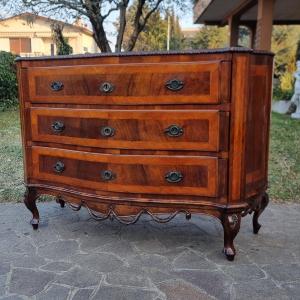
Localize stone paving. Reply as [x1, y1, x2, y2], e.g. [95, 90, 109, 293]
[0, 201, 299, 300]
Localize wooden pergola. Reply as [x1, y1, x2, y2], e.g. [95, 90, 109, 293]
[194, 0, 300, 51]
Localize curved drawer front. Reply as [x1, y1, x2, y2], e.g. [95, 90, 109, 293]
[27, 61, 229, 104]
[31, 108, 228, 151]
[31, 147, 226, 197]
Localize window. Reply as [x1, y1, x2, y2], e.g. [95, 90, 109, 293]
[9, 38, 31, 54]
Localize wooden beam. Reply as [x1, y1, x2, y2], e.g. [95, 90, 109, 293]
[221, 0, 258, 26]
[193, 0, 214, 23]
[228, 15, 240, 47]
[255, 0, 275, 50]
[203, 19, 300, 26]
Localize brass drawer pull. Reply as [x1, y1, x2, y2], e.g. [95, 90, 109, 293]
[51, 121, 65, 133]
[166, 79, 184, 91]
[100, 126, 115, 137]
[165, 171, 183, 183]
[101, 170, 115, 181]
[164, 125, 183, 137]
[100, 82, 114, 93]
[54, 161, 65, 173]
[51, 81, 64, 91]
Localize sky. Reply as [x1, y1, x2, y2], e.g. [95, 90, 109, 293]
[178, 10, 200, 29]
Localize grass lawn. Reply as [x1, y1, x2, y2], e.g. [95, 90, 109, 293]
[0, 109, 299, 203]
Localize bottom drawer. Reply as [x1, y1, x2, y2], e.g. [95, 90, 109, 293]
[32, 146, 226, 197]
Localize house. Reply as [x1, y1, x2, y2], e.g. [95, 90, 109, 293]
[0, 13, 99, 56]
[193, 0, 300, 50]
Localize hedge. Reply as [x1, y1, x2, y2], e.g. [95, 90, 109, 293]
[0, 51, 18, 110]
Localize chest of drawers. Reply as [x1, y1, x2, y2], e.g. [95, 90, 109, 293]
[16, 48, 274, 261]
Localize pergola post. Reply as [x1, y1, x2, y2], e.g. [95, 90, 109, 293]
[255, 0, 275, 50]
[228, 15, 240, 47]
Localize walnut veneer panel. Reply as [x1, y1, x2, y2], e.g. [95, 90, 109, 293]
[30, 108, 227, 151]
[32, 146, 222, 197]
[27, 61, 228, 104]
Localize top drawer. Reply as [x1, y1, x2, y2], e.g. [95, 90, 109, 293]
[27, 61, 230, 105]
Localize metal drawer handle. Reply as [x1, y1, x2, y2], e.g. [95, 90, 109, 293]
[51, 81, 64, 91]
[100, 126, 115, 137]
[166, 79, 184, 91]
[51, 121, 65, 133]
[101, 170, 115, 181]
[165, 171, 183, 183]
[100, 82, 114, 93]
[54, 161, 65, 173]
[164, 125, 183, 137]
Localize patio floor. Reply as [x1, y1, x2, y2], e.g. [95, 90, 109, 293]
[0, 201, 299, 300]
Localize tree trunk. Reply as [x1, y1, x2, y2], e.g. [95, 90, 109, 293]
[115, 1, 129, 52]
[90, 18, 112, 52]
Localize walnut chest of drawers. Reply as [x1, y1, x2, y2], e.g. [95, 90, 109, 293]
[16, 48, 274, 261]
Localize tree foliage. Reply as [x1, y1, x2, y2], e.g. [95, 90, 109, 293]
[0, 51, 18, 110]
[121, 4, 167, 51]
[167, 10, 184, 50]
[272, 25, 300, 96]
[121, 4, 183, 52]
[189, 26, 228, 49]
[0, 0, 190, 53]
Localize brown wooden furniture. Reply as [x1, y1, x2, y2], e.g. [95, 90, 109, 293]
[16, 48, 274, 261]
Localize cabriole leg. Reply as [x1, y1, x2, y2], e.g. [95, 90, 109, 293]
[56, 196, 65, 208]
[253, 192, 269, 234]
[221, 213, 241, 261]
[24, 187, 40, 230]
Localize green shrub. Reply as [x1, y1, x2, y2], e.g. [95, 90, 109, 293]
[57, 39, 73, 56]
[273, 86, 294, 101]
[0, 51, 18, 110]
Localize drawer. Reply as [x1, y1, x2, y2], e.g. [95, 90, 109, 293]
[30, 108, 228, 151]
[27, 61, 230, 104]
[31, 146, 227, 197]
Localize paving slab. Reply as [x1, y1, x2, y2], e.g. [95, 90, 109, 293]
[0, 201, 299, 299]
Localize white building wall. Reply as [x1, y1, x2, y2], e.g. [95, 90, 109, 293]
[31, 37, 44, 55]
[0, 38, 10, 51]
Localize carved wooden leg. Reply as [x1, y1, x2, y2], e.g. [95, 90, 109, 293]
[221, 213, 241, 261]
[253, 192, 269, 234]
[24, 187, 40, 230]
[56, 196, 65, 208]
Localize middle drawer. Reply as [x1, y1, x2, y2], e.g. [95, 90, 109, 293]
[31, 108, 228, 151]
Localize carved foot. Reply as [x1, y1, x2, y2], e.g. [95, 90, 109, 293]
[56, 196, 65, 208]
[24, 187, 40, 230]
[221, 213, 241, 261]
[253, 192, 269, 234]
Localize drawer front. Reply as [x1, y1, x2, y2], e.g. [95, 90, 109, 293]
[32, 147, 226, 197]
[27, 61, 229, 104]
[31, 108, 227, 151]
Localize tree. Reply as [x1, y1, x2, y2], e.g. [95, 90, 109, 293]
[0, 51, 18, 109]
[51, 23, 73, 55]
[120, 3, 184, 52]
[167, 9, 184, 50]
[272, 25, 300, 95]
[0, 0, 190, 53]
[121, 3, 167, 51]
[190, 26, 228, 49]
